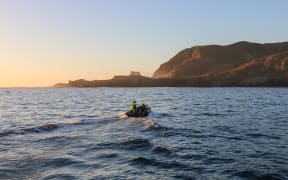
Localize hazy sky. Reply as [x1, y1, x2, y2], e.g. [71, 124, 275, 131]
[1, 0, 287, 87]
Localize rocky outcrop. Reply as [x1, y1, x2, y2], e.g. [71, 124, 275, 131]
[153, 41, 288, 79]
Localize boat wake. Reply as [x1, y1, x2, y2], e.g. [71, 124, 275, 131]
[1, 110, 165, 138]
[0, 116, 121, 138]
[117, 111, 128, 119]
[118, 111, 155, 128]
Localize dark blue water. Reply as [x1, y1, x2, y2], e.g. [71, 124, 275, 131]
[0, 88, 288, 179]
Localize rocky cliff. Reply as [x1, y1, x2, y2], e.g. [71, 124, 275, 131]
[153, 41, 288, 79]
[209, 51, 288, 85]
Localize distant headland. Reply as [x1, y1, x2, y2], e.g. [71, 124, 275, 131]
[55, 41, 288, 87]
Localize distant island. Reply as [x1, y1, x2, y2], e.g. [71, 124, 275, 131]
[55, 41, 288, 87]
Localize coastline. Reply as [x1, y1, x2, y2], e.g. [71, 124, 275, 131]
[55, 75, 288, 88]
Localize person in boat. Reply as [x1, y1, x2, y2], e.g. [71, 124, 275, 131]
[130, 100, 137, 112]
[138, 104, 146, 112]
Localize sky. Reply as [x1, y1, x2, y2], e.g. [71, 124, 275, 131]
[0, 0, 288, 87]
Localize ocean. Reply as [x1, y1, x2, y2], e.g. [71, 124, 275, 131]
[0, 87, 287, 180]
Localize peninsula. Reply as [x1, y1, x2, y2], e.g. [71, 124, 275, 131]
[55, 41, 288, 87]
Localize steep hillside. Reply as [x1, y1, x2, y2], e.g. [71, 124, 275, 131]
[153, 41, 288, 79]
[211, 51, 288, 85]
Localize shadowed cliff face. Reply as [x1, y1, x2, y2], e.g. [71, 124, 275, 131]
[153, 41, 288, 79]
[211, 51, 288, 84]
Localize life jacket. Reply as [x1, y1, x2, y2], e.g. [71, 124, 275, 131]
[130, 102, 136, 111]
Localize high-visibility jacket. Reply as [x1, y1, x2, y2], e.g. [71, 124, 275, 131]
[130, 102, 136, 111]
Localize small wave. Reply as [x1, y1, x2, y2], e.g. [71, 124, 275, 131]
[93, 138, 153, 152]
[96, 153, 119, 159]
[195, 112, 226, 117]
[42, 174, 78, 180]
[202, 157, 235, 164]
[142, 123, 177, 137]
[42, 157, 83, 168]
[179, 154, 206, 160]
[245, 133, 281, 140]
[25, 123, 66, 133]
[129, 157, 188, 169]
[85, 137, 178, 160]
[36, 135, 76, 142]
[247, 152, 274, 158]
[173, 174, 198, 180]
[38, 124, 59, 131]
[0, 130, 18, 137]
[226, 136, 245, 140]
[0, 126, 55, 138]
[148, 112, 171, 118]
[130, 157, 153, 166]
[143, 124, 205, 139]
[212, 125, 237, 134]
[33, 135, 81, 150]
[62, 119, 83, 125]
[143, 123, 171, 131]
[232, 170, 285, 180]
[119, 138, 153, 150]
[151, 145, 175, 157]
